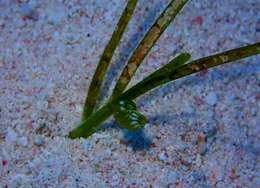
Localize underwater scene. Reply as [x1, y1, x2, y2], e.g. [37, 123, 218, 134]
[0, 0, 259, 187]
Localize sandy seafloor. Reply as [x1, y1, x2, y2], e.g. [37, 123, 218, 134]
[0, 0, 260, 187]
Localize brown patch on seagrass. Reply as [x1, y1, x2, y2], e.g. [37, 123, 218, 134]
[131, 26, 161, 68]
[190, 64, 200, 71]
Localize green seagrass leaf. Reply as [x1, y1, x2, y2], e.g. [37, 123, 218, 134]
[113, 100, 147, 131]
